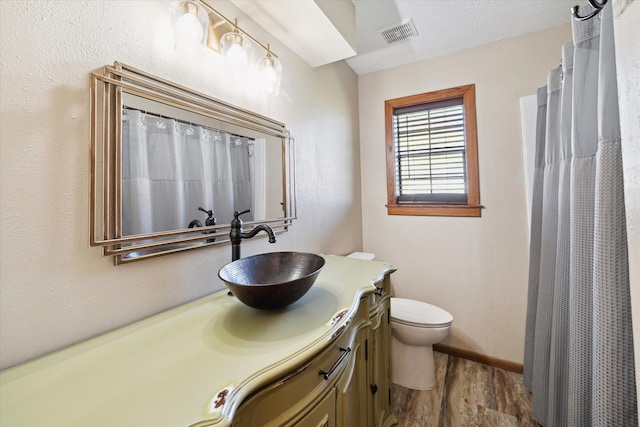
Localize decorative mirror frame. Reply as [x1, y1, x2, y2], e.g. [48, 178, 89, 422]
[90, 62, 296, 264]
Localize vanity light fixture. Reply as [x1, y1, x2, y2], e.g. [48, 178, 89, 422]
[170, 0, 282, 96]
[220, 19, 252, 77]
[170, 0, 209, 57]
[257, 44, 282, 96]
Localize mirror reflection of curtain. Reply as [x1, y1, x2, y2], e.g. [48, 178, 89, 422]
[229, 135, 253, 220]
[121, 108, 253, 236]
[251, 138, 267, 220]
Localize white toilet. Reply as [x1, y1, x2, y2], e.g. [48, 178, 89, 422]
[390, 297, 453, 390]
[344, 252, 453, 390]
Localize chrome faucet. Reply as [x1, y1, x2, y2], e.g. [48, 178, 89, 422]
[230, 209, 276, 261]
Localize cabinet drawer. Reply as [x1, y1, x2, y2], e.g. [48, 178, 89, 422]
[296, 386, 336, 427]
[233, 316, 363, 426]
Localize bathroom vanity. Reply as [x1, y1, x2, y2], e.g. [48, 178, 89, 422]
[0, 255, 396, 427]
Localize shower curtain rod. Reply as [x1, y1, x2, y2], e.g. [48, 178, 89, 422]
[122, 105, 256, 141]
[571, 0, 608, 21]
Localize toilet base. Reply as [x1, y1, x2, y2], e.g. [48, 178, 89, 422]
[391, 334, 436, 390]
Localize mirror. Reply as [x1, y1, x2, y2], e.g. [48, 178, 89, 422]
[90, 62, 296, 264]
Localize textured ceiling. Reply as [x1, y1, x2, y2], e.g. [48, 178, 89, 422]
[346, 0, 578, 75]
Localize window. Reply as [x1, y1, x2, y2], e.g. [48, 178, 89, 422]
[385, 84, 481, 217]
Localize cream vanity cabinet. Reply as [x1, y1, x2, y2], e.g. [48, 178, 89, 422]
[0, 255, 395, 427]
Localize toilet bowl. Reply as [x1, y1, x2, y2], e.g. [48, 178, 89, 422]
[390, 297, 453, 390]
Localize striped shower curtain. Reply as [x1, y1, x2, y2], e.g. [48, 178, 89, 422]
[523, 2, 637, 426]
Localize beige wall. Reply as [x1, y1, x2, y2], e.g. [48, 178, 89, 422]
[358, 24, 572, 364]
[0, 0, 362, 369]
[613, 0, 640, 420]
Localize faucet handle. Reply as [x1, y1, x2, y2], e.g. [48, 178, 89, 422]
[233, 209, 251, 219]
[198, 206, 213, 217]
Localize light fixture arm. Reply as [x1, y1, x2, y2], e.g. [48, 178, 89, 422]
[199, 0, 278, 59]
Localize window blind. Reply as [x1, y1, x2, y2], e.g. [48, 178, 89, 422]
[393, 97, 467, 204]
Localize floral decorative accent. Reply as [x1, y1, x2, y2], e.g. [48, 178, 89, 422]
[330, 309, 348, 326]
[213, 388, 229, 409]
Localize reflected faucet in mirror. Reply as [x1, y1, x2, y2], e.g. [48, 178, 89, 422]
[188, 207, 217, 242]
[198, 207, 216, 227]
[230, 209, 276, 261]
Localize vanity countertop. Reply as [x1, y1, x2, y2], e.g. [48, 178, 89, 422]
[0, 255, 395, 427]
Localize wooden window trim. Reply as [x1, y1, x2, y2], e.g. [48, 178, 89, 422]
[385, 84, 481, 217]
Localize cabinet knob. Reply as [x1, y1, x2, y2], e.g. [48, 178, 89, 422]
[370, 384, 378, 395]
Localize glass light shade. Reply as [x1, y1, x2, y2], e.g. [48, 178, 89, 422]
[257, 54, 282, 96]
[170, 1, 209, 57]
[220, 32, 252, 77]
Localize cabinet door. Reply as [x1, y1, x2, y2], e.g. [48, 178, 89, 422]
[336, 314, 369, 425]
[370, 277, 395, 427]
[371, 301, 391, 426]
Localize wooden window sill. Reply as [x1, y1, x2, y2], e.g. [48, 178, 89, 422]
[386, 204, 483, 217]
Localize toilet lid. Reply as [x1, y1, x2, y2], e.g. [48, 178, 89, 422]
[391, 298, 453, 327]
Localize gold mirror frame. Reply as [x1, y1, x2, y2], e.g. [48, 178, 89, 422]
[90, 62, 296, 264]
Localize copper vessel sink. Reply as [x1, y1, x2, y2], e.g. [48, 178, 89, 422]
[218, 252, 326, 310]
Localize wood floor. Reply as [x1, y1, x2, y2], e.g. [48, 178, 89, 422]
[391, 352, 540, 427]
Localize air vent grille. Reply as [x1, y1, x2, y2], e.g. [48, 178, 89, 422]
[379, 19, 418, 45]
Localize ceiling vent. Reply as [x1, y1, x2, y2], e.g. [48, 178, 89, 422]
[379, 18, 419, 45]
